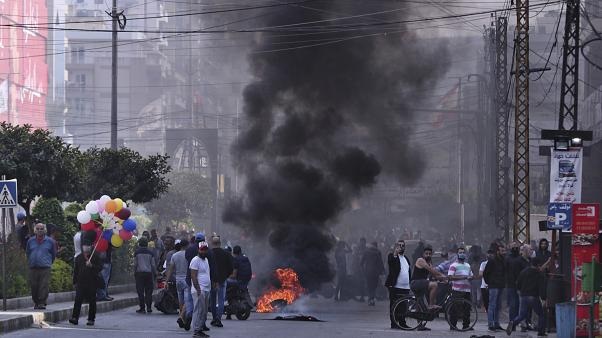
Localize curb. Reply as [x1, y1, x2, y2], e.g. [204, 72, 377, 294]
[0, 294, 140, 334]
[1, 284, 136, 311]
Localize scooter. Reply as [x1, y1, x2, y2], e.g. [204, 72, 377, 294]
[224, 282, 253, 320]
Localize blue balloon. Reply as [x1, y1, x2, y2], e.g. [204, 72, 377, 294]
[123, 219, 137, 232]
[102, 230, 113, 241]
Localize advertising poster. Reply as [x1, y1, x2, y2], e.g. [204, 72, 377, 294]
[572, 203, 600, 336]
[550, 149, 583, 204]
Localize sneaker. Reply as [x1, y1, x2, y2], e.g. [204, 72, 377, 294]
[506, 321, 514, 336]
[136, 308, 146, 314]
[86, 320, 94, 326]
[417, 326, 431, 331]
[147, 308, 153, 313]
[211, 320, 222, 327]
[177, 318, 185, 328]
[184, 317, 191, 331]
[193, 331, 210, 338]
[201, 325, 210, 331]
[488, 326, 499, 332]
[537, 333, 548, 337]
[68, 318, 78, 325]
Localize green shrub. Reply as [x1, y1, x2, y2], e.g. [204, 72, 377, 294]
[0, 240, 30, 298]
[32, 198, 65, 225]
[50, 259, 73, 293]
[111, 240, 135, 284]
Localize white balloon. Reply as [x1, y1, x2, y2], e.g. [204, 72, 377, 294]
[77, 210, 91, 224]
[99, 195, 111, 207]
[122, 202, 128, 209]
[85, 201, 99, 214]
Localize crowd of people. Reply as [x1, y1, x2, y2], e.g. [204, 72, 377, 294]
[380, 237, 553, 336]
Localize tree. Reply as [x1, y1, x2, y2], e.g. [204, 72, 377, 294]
[0, 123, 84, 220]
[146, 171, 212, 229]
[77, 148, 171, 203]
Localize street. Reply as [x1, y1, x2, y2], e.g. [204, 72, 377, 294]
[5, 296, 546, 338]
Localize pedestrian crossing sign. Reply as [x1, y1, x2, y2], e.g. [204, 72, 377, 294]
[0, 180, 17, 207]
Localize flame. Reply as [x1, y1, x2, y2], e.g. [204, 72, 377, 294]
[256, 268, 305, 313]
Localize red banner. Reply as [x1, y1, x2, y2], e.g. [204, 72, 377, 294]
[572, 203, 600, 336]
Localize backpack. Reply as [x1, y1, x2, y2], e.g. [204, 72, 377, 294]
[237, 256, 252, 283]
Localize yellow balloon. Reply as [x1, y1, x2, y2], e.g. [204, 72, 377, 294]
[111, 233, 123, 247]
[114, 198, 124, 212]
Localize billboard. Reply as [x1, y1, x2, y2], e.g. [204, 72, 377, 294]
[550, 149, 582, 203]
[571, 203, 600, 336]
[0, 0, 48, 129]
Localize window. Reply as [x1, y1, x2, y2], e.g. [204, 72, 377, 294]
[75, 73, 86, 91]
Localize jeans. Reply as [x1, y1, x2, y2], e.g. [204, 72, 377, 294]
[449, 291, 471, 328]
[481, 288, 489, 312]
[193, 290, 210, 332]
[507, 287, 519, 321]
[135, 272, 154, 310]
[210, 282, 226, 321]
[96, 263, 112, 299]
[30, 267, 51, 306]
[388, 287, 410, 328]
[487, 288, 503, 327]
[177, 279, 194, 319]
[511, 296, 545, 334]
[72, 286, 97, 321]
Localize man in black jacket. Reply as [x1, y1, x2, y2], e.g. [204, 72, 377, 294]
[69, 241, 102, 326]
[483, 243, 506, 332]
[505, 242, 527, 324]
[209, 235, 233, 328]
[506, 259, 547, 336]
[384, 239, 412, 329]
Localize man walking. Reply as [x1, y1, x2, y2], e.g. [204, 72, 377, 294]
[185, 233, 206, 329]
[361, 241, 385, 306]
[448, 247, 473, 331]
[483, 243, 507, 332]
[209, 235, 233, 328]
[190, 241, 211, 338]
[134, 237, 156, 313]
[505, 242, 525, 324]
[167, 239, 191, 329]
[506, 259, 547, 336]
[384, 239, 411, 329]
[69, 241, 102, 326]
[26, 223, 56, 309]
[334, 240, 351, 301]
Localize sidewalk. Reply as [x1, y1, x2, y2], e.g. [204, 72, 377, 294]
[0, 284, 141, 334]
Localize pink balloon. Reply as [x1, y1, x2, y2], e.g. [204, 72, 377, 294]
[96, 200, 105, 213]
[119, 229, 133, 241]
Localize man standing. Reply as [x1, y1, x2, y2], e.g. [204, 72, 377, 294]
[16, 212, 28, 251]
[334, 240, 351, 301]
[411, 246, 446, 310]
[361, 241, 385, 306]
[190, 241, 211, 338]
[134, 237, 156, 313]
[506, 242, 525, 324]
[209, 235, 233, 328]
[96, 245, 113, 302]
[479, 249, 495, 312]
[185, 233, 206, 329]
[167, 239, 191, 330]
[26, 223, 56, 309]
[384, 239, 411, 329]
[448, 247, 474, 331]
[483, 243, 507, 332]
[535, 239, 552, 269]
[352, 237, 367, 302]
[230, 245, 252, 289]
[506, 259, 547, 336]
[69, 241, 102, 326]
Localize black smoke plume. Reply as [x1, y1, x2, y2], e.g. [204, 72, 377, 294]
[224, 0, 449, 290]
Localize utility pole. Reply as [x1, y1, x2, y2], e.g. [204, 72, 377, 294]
[559, 0, 580, 131]
[110, 0, 118, 150]
[513, 0, 531, 244]
[495, 16, 511, 242]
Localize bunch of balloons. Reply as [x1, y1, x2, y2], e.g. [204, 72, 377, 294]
[77, 195, 137, 252]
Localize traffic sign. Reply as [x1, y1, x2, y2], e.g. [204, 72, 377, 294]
[547, 202, 572, 231]
[0, 180, 17, 207]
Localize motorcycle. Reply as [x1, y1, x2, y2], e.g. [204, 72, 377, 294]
[224, 282, 253, 320]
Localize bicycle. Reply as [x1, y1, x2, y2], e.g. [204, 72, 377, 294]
[390, 281, 478, 331]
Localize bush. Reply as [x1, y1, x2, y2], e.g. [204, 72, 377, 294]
[32, 198, 65, 225]
[111, 240, 136, 285]
[50, 259, 73, 293]
[0, 240, 30, 298]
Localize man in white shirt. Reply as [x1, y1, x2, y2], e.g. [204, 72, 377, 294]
[190, 241, 211, 338]
[447, 247, 473, 330]
[384, 239, 412, 329]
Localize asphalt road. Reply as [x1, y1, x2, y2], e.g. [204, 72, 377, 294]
[5, 296, 549, 338]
